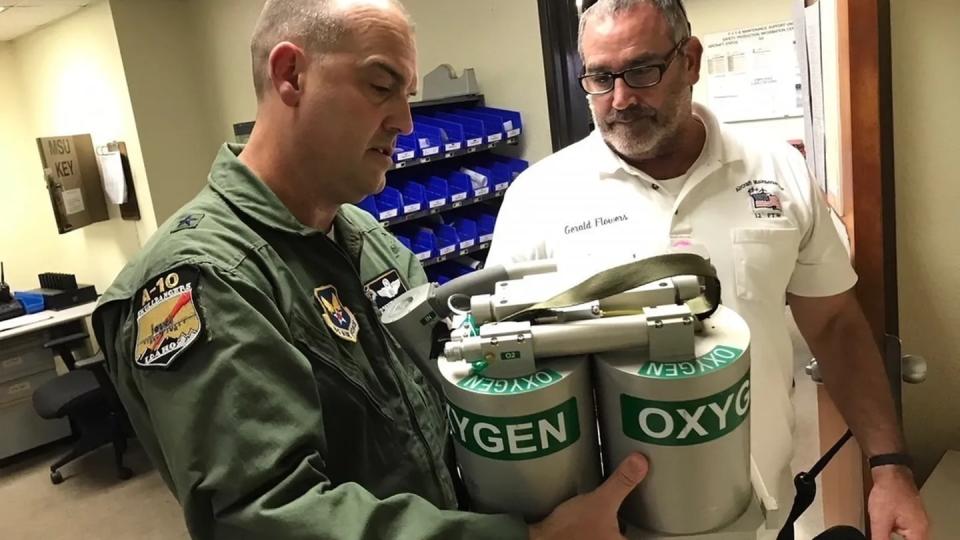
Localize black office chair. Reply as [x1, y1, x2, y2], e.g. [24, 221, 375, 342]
[31, 326, 132, 484]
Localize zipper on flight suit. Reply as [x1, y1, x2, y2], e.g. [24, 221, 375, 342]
[321, 236, 448, 494]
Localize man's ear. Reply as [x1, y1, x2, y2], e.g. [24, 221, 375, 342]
[269, 42, 307, 106]
[683, 37, 704, 86]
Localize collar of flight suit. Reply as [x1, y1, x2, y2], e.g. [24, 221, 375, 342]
[208, 144, 366, 245]
[592, 102, 747, 186]
[208, 143, 374, 269]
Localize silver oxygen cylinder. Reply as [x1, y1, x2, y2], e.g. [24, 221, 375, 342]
[439, 354, 601, 521]
[595, 305, 752, 535]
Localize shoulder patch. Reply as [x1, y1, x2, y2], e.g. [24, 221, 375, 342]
[134, 266, 204, 370]
[363, 268, 408, 310]
[314, 285, 360, 342]
[172, 213, 205, 233]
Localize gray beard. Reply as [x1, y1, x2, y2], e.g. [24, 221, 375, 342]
[590, 89, 692, 163]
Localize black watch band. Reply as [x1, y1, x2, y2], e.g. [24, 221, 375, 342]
[869, 453, 913, 469]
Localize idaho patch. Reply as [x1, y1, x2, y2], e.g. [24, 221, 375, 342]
[363, 268, 408, 310]
[314, 285, 360, 342]
[134, 266, 204, 370]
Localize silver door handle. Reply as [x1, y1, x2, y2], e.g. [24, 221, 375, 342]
[900, 354, 927, 384]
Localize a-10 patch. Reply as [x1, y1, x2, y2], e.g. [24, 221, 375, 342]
[134, 266, 204, 370]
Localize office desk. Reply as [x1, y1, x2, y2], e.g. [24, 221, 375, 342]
[0, 302, 97, 460]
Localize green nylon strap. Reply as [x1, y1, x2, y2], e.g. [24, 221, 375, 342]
[502, 253, 722, 322]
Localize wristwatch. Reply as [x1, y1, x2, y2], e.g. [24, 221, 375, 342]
[868, 453, 913, 469]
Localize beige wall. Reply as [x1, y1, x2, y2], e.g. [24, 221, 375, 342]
[0, 1, 156, 293]
[184, 0, 553, 163]
[892, 0, 960, 482]
[187, 0, 263, 142]
[403, 0, 553, 162]
[110, 0, 223, 225]
[685, 0, 806, 142]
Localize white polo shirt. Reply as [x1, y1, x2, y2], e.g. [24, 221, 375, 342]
[486, 103, 858, 502]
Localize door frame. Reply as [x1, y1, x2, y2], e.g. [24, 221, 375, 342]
[822, 0, 898, 531]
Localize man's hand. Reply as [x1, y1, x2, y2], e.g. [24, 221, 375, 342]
[529, 453, 648, 540]
[868, 466, 929, 540]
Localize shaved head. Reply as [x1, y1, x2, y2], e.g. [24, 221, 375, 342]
[250, 0, 412, 100]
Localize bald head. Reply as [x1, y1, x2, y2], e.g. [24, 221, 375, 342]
[251, 0, 412, 100]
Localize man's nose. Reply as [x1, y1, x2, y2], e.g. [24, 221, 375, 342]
[611, 77, 639, 111]
[386, 100, 414, 136]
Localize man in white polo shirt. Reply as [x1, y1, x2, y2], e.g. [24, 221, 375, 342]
[487, 0, 928, 538]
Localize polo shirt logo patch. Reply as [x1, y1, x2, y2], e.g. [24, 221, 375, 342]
[364, 269, 407, 310]
[315, 285, 360, 342]
[736, 180, 785, 219]
[134, 266, 204, 370]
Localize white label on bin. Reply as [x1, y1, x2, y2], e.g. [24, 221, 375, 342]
[418, 137, 431, 148]
[507, 128, 521, 138]
[488, 133, 503, 143]
[2, 357, 23, 369]
[439, 246, 456, 256]
[445, 142, 462, 152]
[396, 150, 415, 161]
[504, 120, 514, 131]
[451, 192, 467, 202]
[480, 234, 494, 243]
[422, 146, 440, 157]
[495, 182, 510, 192]
[467, 138, 483, 147]
[404, 204, 421, 214]
[460, 239, 476, 249]
[429, 199, 446, 209]
[474, 187, 490, 197]
[379, 209, 398, 220]
[416, 251, 432, 261]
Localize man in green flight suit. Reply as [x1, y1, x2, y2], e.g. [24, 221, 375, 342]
[93, 0, 647, 539]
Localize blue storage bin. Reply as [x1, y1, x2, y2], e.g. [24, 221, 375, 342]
[459, 166, 491, 196]
[394, 234, 413, 252]
[433, 112, 487, 149]
[14, 292, 45, 314]
[496, 157, 530, 179]
[462, 211, 497, 244]
[445, 172, 473, 202]
[425, 176, 451, 209]
[473, 106, 524, 138]
[374, 186, 404, 220]
[414, 124, 443, 158]
[454, 109, 506, 143]
[394, 135, 419, 163]
[427, 267, 453, 286]
[357, 195, 379, 219]
[414, 116, 465, 153]
[487, 162, 514, 192]
[398, 181, 427, 215]
[434, 224, 460, 257]
[453, 217, 479, 250]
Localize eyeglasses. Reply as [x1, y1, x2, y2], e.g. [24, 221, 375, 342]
[579, 39, 688, 95]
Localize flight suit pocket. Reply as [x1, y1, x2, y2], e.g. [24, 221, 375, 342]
[290, 312, 394, 423]
[731, 227, 801, 303]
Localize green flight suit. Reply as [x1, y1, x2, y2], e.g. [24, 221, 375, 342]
[92, 144, 528, 540]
